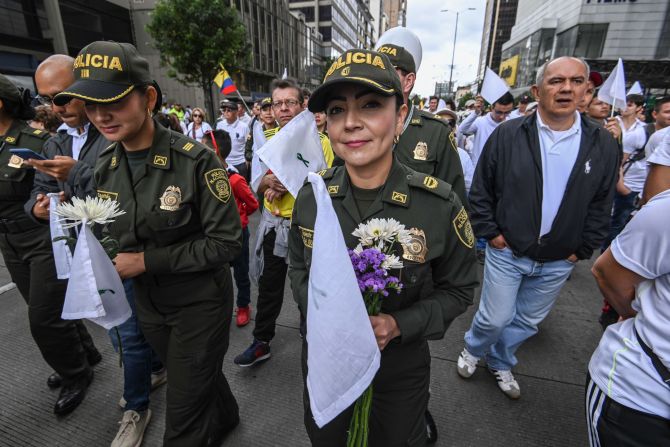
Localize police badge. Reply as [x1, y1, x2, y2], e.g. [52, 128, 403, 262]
[402, 228, 428, 263]
[159, 185, 182, 211]
[8, 154, 23, 169]
[413, 141, 428, 161]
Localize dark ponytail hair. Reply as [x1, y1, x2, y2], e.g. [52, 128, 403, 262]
[1, 88, 35, 121]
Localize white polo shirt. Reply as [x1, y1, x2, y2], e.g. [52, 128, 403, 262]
[536, 111, 582, 236]
[619, 118, 649, 192]
[58, 122, 90, 160]
[646, 126, 670, 163]
[216, 118, 249, 166]
[588, 189, 670, 418]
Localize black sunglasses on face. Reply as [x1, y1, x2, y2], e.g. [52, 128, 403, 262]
[36, 94, 71, 106]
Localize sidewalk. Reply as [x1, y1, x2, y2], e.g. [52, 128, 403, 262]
[0, 234, 602, 446]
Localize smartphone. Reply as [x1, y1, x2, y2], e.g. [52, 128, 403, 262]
[9, 148, 47, 160]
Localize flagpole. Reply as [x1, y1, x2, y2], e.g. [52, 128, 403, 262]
[219, 63, 252, 116]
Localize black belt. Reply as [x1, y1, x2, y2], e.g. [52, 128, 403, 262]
[0, 217, 41, 234]
[635, 327, 670, 390]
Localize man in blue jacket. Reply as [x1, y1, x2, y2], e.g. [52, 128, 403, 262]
[456, 56, 619, 399]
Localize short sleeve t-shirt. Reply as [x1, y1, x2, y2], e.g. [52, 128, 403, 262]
[620, 119, 649, 192]
[588, 189, 670, 418]
[647, 128, 670, 167]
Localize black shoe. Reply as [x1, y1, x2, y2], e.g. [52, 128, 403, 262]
[86, 348, 102, 366]
[425, 410, 437, 444]
[54, 369, 93, 416]
[47, 372, 62, 389]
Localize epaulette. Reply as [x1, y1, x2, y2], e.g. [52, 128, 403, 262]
[418, 109, 450, 128]
[316, 166, 337, 180]
[171, 135, 207, 159]
[21, 127, 50, 141]
[264, 127, 280, 139]
[407, 171, 452, 200]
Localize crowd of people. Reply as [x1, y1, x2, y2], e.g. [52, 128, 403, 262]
[0, 24, 668, 447]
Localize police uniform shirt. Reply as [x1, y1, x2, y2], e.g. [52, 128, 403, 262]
[216, 118, 249, 166]
[289, 160, 478, 343]
[94, 120, 242, 274]
[395, 106, 467, 205]
[0, 121, 49, 219]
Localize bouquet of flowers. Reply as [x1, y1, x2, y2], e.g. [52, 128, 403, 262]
[346, 218, 411, 447]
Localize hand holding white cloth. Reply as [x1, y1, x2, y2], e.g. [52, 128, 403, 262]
[306, 172, 381, 428]
[61, 220, 131, 330]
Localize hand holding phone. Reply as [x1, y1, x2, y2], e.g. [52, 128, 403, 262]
[9, 148, 47, 161]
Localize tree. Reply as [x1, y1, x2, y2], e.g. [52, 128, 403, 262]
[146, 0, 249, 120]
[458, 92, 474, 110]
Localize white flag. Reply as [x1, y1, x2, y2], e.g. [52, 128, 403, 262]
[598, 58, 627, 111]
[61, 220, 131, 330]
[250, 120, 269, 192]
[49, 193, 72, 279]
[256, 110, 326, 198]
[282, 68, 288, 79]
[306, 173, 380, 428]
[627, 81, 643, 96]
[480, 67, 510, 105]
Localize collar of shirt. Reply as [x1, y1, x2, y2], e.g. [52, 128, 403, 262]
[58, 122, 90, 139]
[536, 110, 581, 144]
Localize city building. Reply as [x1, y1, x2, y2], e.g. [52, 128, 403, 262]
[500, 0, 670, 93]
[369, 0, 388, 42]
[476, 0, 519, 82]
[288, 0, 373, 57]
[383, 0, 406, 28]
[1, 0, 326, 108]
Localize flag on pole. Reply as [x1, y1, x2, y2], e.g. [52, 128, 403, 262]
[480, 67, 510, 105]
[627, 81, 643, 96]
[598, 58, 627, 111]
[256, 110, 327, 198]
[213, 64, 237, 95]
[305, 172, 380, 428]
[282, 67, 288, 79]
[61, 220, 131, 330]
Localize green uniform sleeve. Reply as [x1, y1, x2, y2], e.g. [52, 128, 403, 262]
[288, 189, 310, 316]
[143, 151, 243, 273]
[390, 194, 478, 343]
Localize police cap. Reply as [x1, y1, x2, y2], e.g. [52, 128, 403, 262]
[54, 41, 155, 106]
[376, 44, 416, 74]
[260, 97, 272, 109]
[0, 73, 21, 103]
[219, 99, 236, 110]
[308, 49, 402, 113]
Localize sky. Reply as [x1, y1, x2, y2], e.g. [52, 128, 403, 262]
[405, 0, 486, 98]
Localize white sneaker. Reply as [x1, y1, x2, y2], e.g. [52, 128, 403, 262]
[111, 409, 152, 447]
[489, 368, 521, 399]
[457, 348, 480, 378]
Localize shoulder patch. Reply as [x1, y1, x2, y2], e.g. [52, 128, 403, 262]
[453, 207, 475, 248]
[100, 143, 117, 156]
[420, 111, 451, 127]
[204, 168, 232, 203]
[318, 166, 337, 180]
[20, 126, 50, 141]
[408, 171, 452, 199]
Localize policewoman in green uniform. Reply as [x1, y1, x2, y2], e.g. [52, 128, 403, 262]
[288, 49, 479, 446]
[0, 74, 98, 415]
[54, 42, 242, 446]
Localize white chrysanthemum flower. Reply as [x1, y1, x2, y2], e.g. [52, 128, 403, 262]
[56, 196, 126, 229]
[353, 218, 412, 249]
[352, 222, 374, 246]
[353, 243, 364, 255]
[382, 254, 403, 270]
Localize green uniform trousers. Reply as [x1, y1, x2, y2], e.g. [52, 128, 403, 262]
[302, 339, 430, 447]
[133, 267, 239, 447]
[0, 225, 91, 384]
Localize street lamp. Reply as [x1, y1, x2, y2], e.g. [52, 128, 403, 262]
[441, 7, 476, 96]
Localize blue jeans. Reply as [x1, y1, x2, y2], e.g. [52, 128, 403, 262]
[464, 245, 574, 370]
[108, 279, 163, 412]
[231, 226, 251, 308]
[602, 190, 639, 250]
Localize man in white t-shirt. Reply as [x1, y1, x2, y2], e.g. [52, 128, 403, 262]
[587, 188, 670, 446]
[217, 98, 250, 179]
[602, 95, 649, 249]
[643, 128, 670, 203]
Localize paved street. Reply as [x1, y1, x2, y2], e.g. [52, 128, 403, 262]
[0, 217, 603, 446]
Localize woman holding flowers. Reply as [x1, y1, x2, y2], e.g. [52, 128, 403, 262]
[288, 49, 479, 446]
[54, 41, 242, 446]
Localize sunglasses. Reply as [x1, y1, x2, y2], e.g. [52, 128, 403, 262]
[36, 94, 71, 106]
[221, 107, 234, 112]
[193, 114, 203, 118]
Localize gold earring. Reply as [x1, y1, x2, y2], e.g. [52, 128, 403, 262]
[147, 107, 152, 117]
[393, 135, 400, 144]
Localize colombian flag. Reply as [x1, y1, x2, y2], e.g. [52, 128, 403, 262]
[213, 64, 237, 95]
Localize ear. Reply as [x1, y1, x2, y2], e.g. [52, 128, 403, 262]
[395, 103, 408, 136]
[403, 73, 416, 96]
[530, 84, 540, 101]
[146, 85, 158, 112]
